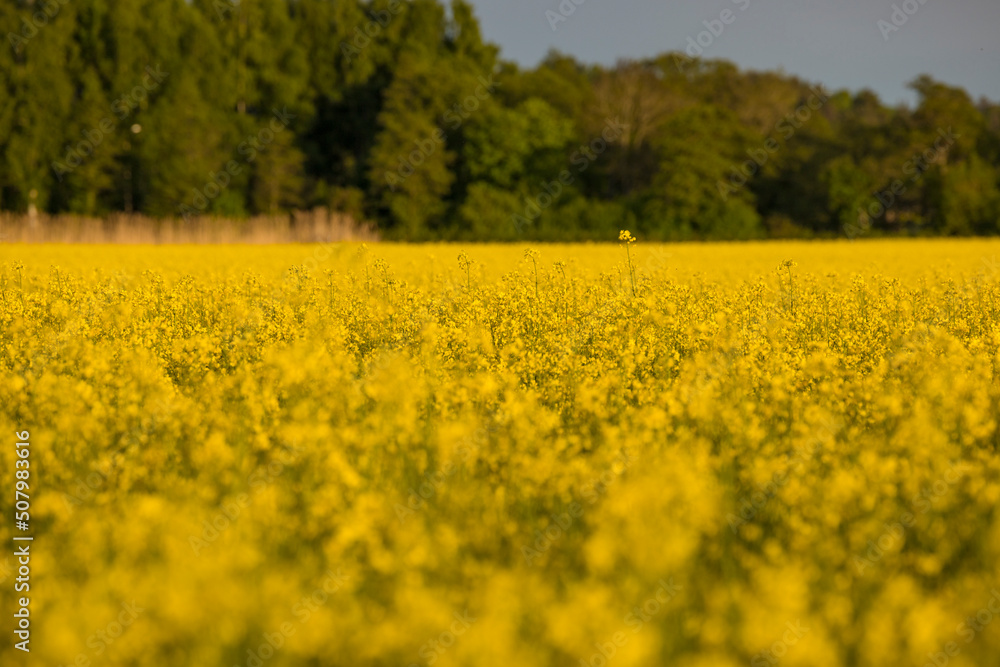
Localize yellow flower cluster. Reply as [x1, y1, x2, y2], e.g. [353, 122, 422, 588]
[1, 240, 1000, 666]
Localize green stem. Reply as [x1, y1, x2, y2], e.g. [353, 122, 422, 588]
[625, 245, 636, 297]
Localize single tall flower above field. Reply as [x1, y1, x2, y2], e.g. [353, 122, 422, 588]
[619, 230, 636, 296]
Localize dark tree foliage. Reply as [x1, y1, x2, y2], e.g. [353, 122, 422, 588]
[1, 0, 997, 240]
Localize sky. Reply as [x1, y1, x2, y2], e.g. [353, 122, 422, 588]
[466, 0, 1000, 107]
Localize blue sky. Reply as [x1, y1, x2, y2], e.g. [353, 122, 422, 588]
[466, 0, 1000, 107]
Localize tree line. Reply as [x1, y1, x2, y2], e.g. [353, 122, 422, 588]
[2, 0, 999, 240]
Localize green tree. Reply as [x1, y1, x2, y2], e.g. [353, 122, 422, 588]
[0, 0, 79, 212]
[366, 0, 498, 237]
[642, 105, 763, 240]
[455, 97, 573, 239]
[820, 155, 875, 236]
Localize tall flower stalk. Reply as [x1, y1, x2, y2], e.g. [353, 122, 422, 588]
[619, 230, 637, 297]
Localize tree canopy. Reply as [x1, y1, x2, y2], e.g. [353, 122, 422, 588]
[2, 0, 998, 240]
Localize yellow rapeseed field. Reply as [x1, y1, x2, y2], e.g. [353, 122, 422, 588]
[2, 238, 1000, 666]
